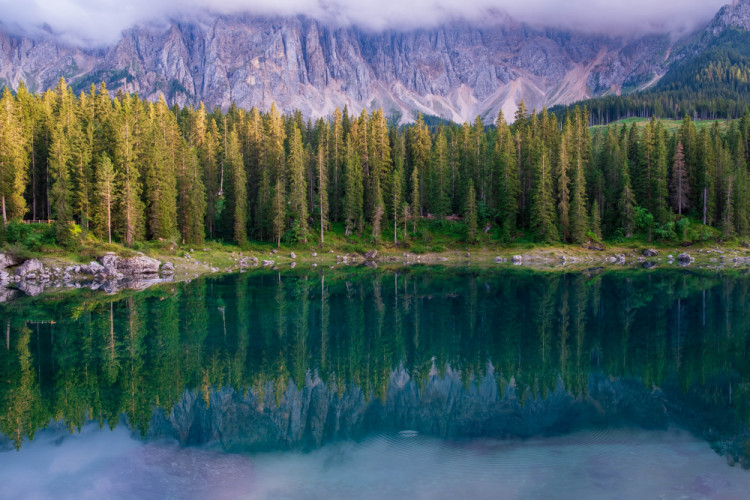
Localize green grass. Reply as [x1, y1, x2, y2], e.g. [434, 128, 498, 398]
[589, 117, 729, 134]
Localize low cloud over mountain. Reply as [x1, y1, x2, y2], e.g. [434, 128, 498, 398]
[0, 0, 731, 46]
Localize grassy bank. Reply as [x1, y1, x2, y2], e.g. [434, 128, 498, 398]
[3, 218, 750, 283]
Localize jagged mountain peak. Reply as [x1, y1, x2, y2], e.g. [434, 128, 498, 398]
[708, 0, 750, 34]
[0, 5, 739, 123]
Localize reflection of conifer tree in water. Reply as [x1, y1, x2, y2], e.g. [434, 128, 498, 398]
[273, 274, 288, 407]
[371, 276, 390, 403]
[290, 276, 310, 390]
[52, 314, 89, 434]
[570, 277, 589, 398]
[558, 285, 571, 390]
[460, 276, 479, 389]
[491, 275, 516, 399]
[181, 280, 208, 390]
[231, 272, 250, 394]
[122, 297, 149, 435]
[96, 300, 123, 428]
[535, 277, 558, 399]
[7, 271, 750, 448]
[349, 280, 366, 398]
[319, 275, 329, 378]
[146, 290, 182, 415]
[391, 273, 406, 379]
[0, 324, 42, 450]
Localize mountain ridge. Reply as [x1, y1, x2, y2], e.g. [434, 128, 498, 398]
[0, 5, 743, 122]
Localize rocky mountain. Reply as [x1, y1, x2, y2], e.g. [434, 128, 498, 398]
[0, 4, 742, 123]
[707, 0, 750, 35]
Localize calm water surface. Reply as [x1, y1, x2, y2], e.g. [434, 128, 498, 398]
[2, 267, 750, 499]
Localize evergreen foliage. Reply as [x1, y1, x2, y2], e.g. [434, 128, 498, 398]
[1, 82, 750, 248]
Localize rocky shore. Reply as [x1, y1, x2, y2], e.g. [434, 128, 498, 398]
[0, 252, 174, 301]
[4, 243, 750, 302]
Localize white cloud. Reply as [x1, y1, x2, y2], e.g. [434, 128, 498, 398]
[0, 0, 732, 46]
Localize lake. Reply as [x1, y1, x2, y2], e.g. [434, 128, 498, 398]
[2, 267, 750, 499]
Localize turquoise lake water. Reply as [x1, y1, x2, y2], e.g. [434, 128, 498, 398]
[2, 267, 750, 498]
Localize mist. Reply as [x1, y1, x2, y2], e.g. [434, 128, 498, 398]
[0, 0, 732, 46]
[2, 425, 750, 499]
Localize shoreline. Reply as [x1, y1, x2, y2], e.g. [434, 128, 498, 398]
[3, 242, 750, 301]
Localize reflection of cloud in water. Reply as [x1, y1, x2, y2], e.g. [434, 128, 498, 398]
[3, 426, 750, 499]
[250, 429, 750, 499]
[0, 425, 254, 500]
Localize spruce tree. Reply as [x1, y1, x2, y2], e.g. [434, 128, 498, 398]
[177, 147, 206, 245]
[0, 87, 26, 225]
[344, 135, 363, 235]
[410, 166, 420, 233]
[557, 120, 571, 241]
[464, 180, 478, 243]
[316, 139, 328, 244]
[670, 140, 689, 216]
[113, 95, 143, 247]
[97, 154, 116, 244]
[530, 143, 557, 243]
[618, 158, 636, 237]
[590, 199, 602, 240]
[287, 125, 309, 242]
[226, 127, 247, 245]
[392, 164, 402, 244]
[431, 128, 450, 217]
[49, 120, 72, 241]
[495, 111, 518, 241]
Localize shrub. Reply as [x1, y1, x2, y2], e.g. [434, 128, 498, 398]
[4, 222, 56, 251]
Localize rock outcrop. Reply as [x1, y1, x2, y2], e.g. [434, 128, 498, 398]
[0, 253, 17, 269]
[14, 259, 44, 279]
[2, 254, 171, 300]
[0, 13, 674, 123]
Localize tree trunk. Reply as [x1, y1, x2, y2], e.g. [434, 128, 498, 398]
[107, 188, 112, 244]
[1, 195, 6, 227]
[703, 187, 708, 226]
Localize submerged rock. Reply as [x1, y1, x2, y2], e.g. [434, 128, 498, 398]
[82, 261, 104, 275]
[0, 286, 18, 302]
[160, 262, 175, 275]
[677, 253, 692, 266]
[17, 281, 44, 297]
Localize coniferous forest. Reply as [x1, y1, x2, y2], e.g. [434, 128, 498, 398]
[4, 78, 750, 249]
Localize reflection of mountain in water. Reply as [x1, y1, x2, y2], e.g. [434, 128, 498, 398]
[1, 268, 750, 466]
[150, 368, 672, 453]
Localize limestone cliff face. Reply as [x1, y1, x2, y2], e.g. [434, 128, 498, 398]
[0, 13, 694, 122]
[707, 0, 750, 35]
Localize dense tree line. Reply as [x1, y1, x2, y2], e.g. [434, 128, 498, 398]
[3, 78, 750, 247]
